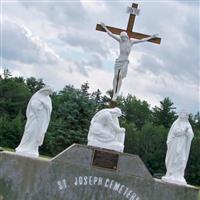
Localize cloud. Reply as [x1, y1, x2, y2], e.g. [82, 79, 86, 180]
[80, 0, 109, 15]
[1, 1, 199, 113]
[123, 68, 199, 113]
[20, 1, 89, 28]
[74, 54, 103, 76]
[2, 20, 61, 65]
[132, 1, 199, 84]
[59, 28, 108, 57]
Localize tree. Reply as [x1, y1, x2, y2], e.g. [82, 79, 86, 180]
[186, 131, 200, 185]
[152, 97, 177, 129]
[26, 77, 45, 94]
[189, 112, 200, 133]
[80, 82, 90, 97]
[0, 76, 31, 117]
[121, 95, 152, 130]
[41, 83, 100, 156]
[0, 113, 25, 149]
[0, 73, 199, 186]
[124, 122, 167, 174]
[3, 69, 12, 79]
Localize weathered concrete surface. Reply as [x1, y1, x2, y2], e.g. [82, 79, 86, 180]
[0, 144, 199, 200]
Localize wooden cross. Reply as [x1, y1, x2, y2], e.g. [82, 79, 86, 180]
[96, 3, 161, 44]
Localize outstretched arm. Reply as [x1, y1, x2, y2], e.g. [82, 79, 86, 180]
[131, 34, 159, 45]
[100, 22, 120, 42]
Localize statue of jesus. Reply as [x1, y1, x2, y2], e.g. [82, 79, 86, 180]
[100, 22, 158, 100]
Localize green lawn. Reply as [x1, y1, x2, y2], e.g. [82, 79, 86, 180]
[0, 147, 52, 159]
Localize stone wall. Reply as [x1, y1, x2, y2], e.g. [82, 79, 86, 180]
[0, 144, 199, 200]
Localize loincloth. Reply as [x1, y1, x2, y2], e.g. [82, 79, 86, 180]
[114, 58, 129, 78]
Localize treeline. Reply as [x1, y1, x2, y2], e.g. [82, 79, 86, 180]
[0, 70, 199, 186]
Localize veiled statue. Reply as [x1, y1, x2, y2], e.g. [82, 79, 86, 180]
[162, 112, 194, 185]
[16, 86, 53, 157]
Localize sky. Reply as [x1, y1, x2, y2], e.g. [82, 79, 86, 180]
[0, 0, 199, 113]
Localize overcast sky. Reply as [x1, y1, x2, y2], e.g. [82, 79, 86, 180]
[1, 0, 199, 113]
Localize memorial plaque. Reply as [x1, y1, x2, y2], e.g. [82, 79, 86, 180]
[92, 149, 119, 170]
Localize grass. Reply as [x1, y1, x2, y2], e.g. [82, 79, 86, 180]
[0, 146, 52, 159]
[1, 147, 15, 152]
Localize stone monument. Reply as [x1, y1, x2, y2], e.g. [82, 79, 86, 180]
[0, 144, 199, 200]
[15, 86, 53, 157]
[162, 111, 194, 185]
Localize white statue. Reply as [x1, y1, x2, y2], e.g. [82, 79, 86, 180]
[87, 107, 125, 152]
[16, 86, 53, 157]
[100, 22, 158, 100]
[162, 112, 194, 185]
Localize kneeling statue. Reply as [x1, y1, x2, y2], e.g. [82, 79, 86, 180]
[87, 107, 125, 152]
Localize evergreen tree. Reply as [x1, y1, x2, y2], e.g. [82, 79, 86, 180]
[26, 77, 45, 94]
[0, 72, 199, 186]
[0, 76, 31, 117]
[121, 95, 151, 130]
[189, 112, 200, 133]
[152, 97, 177, 128]
[41, 83, 100, 156]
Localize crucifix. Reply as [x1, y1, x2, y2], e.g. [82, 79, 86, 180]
[96, 3, 161, 44]
[96, 3, 161, 105]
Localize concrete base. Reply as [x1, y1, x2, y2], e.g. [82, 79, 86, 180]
[162, 176, 187, 186]
[15, 150, 39, 158]
[0, 144, 199, 200]
[88, 140, 124, 152]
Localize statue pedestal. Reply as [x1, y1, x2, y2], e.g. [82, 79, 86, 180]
[161, 176, 187, 186]
[15, 150, 39, 158]
[88, 140, 124, 152]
